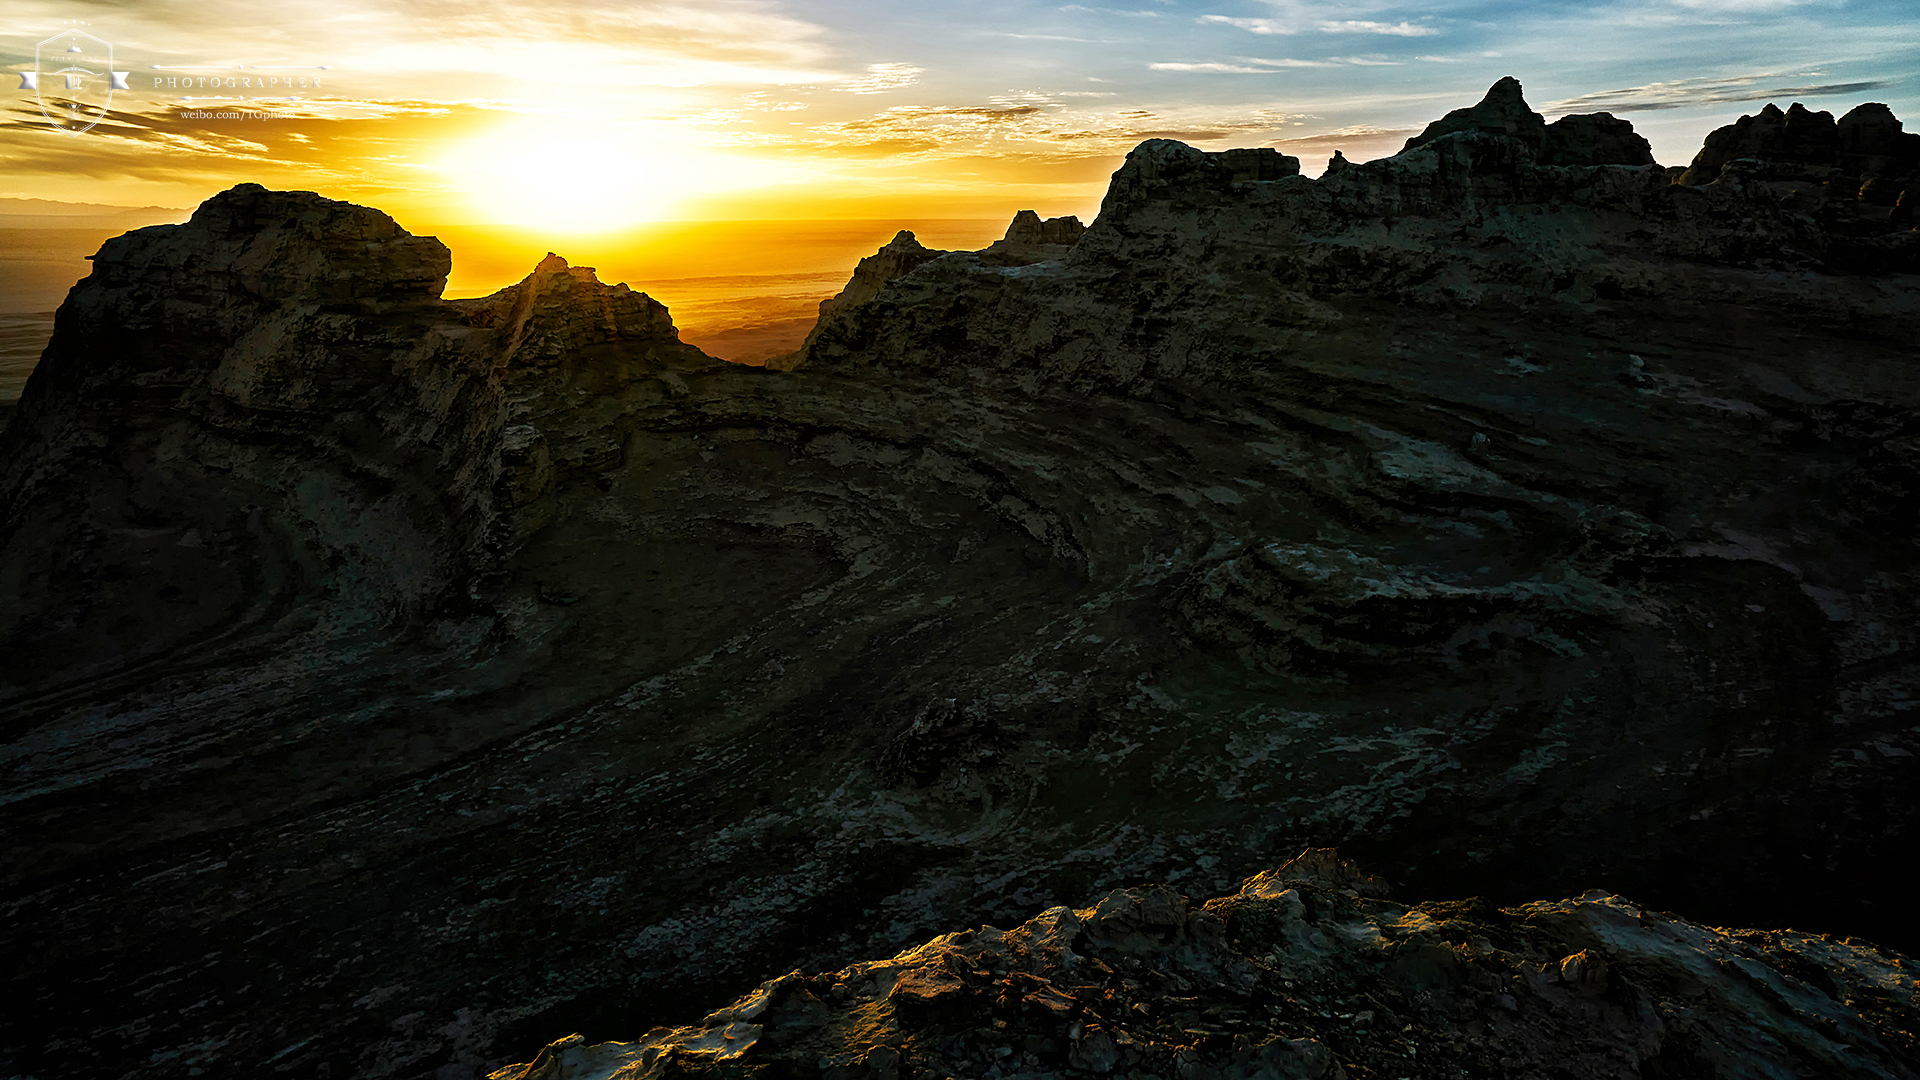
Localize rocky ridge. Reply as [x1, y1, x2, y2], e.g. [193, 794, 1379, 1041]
[495, 851, 1920, 1080]
[2, 81, 1918, 1079]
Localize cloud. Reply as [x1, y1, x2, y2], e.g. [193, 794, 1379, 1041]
[1060, 4, 1164, 14]
[1316, 20, 1439, 35]
[1269, 124, 1418, 152]
[1150, 62, 1286, 72]
[1151, 55, 1419, 73]
[1547, 74, 1891, 113]
[797, 98, 1301, 158]
[832, 62, 924, 95]
[3, 0, 846, 89]
[1668, 0, 1834, 9]
[0, 94, 466, 194]
[983, 32, 1123, 41]
[738, 92, 808, 112]
[1199, 15, 1298, 34]
[1200, 14, 1440, 36]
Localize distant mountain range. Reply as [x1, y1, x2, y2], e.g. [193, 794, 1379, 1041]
[0, 197, 190, 227]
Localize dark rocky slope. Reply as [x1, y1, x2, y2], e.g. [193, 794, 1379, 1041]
[493, 850, 1920, 1080]
[1, 80, 1916, 1078]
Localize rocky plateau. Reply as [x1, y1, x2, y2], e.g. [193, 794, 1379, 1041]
[1, 78, 1917, 1078]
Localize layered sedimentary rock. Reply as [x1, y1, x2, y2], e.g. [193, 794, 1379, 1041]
[0, 186, 708, 686]
[494, 851, 1920, 1080]
[3, 81, 1918, 1080]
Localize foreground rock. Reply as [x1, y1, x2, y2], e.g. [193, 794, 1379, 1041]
[494, 851, 1920, 1080]
[3, 81, 1918, 1079]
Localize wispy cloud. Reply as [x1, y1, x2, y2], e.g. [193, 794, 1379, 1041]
[1669, 0, 1837, 10]
[1151, 62, 1288, 72]
[1198, 16, 1297, 34]
[1199, 14, 1439, 36]
[832, 62, 924, 95]
[1151, 54, 1416, 73]
[797, 99, 1300, 157]
[1317, 20, 1440, 35]
[1548, 73, 1891, 113]
[983, 32, 1123, 42]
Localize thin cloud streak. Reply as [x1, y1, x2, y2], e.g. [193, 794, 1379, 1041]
[1199, 14, 1440, 36]
[1548, 75, 1893, 113]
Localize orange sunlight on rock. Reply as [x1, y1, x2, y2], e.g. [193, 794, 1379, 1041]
[416, 218, 1010, 364]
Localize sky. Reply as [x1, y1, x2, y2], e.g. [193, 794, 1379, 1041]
[0, 0, 1916, 231]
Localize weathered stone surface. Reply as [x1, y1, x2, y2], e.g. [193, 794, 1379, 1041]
[488, 852, 1920, 1080]
[1402, 75, 1546, 154]
[0, 190, 706, 687]
[1542, 110, 1655, 166]
[979, 209, 1087, 267]
[3, 82, 1919, 1080]
[812, 230, 952, 317]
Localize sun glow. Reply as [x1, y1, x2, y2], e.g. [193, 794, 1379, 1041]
[437, 115, 744, 231]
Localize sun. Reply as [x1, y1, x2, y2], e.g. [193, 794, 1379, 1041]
[437, 115, 735, 231]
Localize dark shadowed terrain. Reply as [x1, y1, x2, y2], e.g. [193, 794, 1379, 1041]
[1, 80, 1916, 1079]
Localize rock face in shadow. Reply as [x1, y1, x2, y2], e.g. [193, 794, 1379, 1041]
[1403, 75, 1547, 153]
[1403, 78, 1652, 169]
[0, 186, 707, 689]
[980, 209, 1087, 267]
[813, 230, 953, 319]
[2, 81, 1919, 1080]
[1677, 101, 1920, 215]
[492, 851, 1920, 1080]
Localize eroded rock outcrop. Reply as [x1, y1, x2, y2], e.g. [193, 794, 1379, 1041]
[814, 230, 953, 319]
[0, 188, 706, 687]
[803, 79, 1916, 384]
[980, 209, 1087, 267]
[1401, 77, 1652, 168]
[1402, 75, 1547, 153]
[493, 852, 1920, 1080]
[1677, 100, 1920, 198]
[4, 81, 1919, 1080]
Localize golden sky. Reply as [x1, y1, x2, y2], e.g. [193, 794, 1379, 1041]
[1, 0, 1915, 231]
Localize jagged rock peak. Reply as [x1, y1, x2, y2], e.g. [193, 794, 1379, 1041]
[85, 181, 451, 309]
[814, 230, 951, 317]
[980, 209, 1088, 267]
[1542, 111, 1655, 167]
[1001, 209, 1086, 247]
[1400, 77, 1653, 167]
[1213, 146, 1302, 181]
[1403, 75, 1546, 153]
[0, 185, 708, 682]
[1676, 98, 1919, 206]
[489, 851, 1920, 1080]
[1093, 139, 1303, 222]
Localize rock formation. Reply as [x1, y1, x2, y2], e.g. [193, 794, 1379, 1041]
[813, 230, 954, 319]
[3, 81, 1918, 1079]
[1675, 101, 1920, 230]
[0, 186, 709, 688]
[979, 209, 1087, 267]
[1401, 77, 1652, 168]
[1402, 75, 1548, 152]
[492, 851, 1920, 1080]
